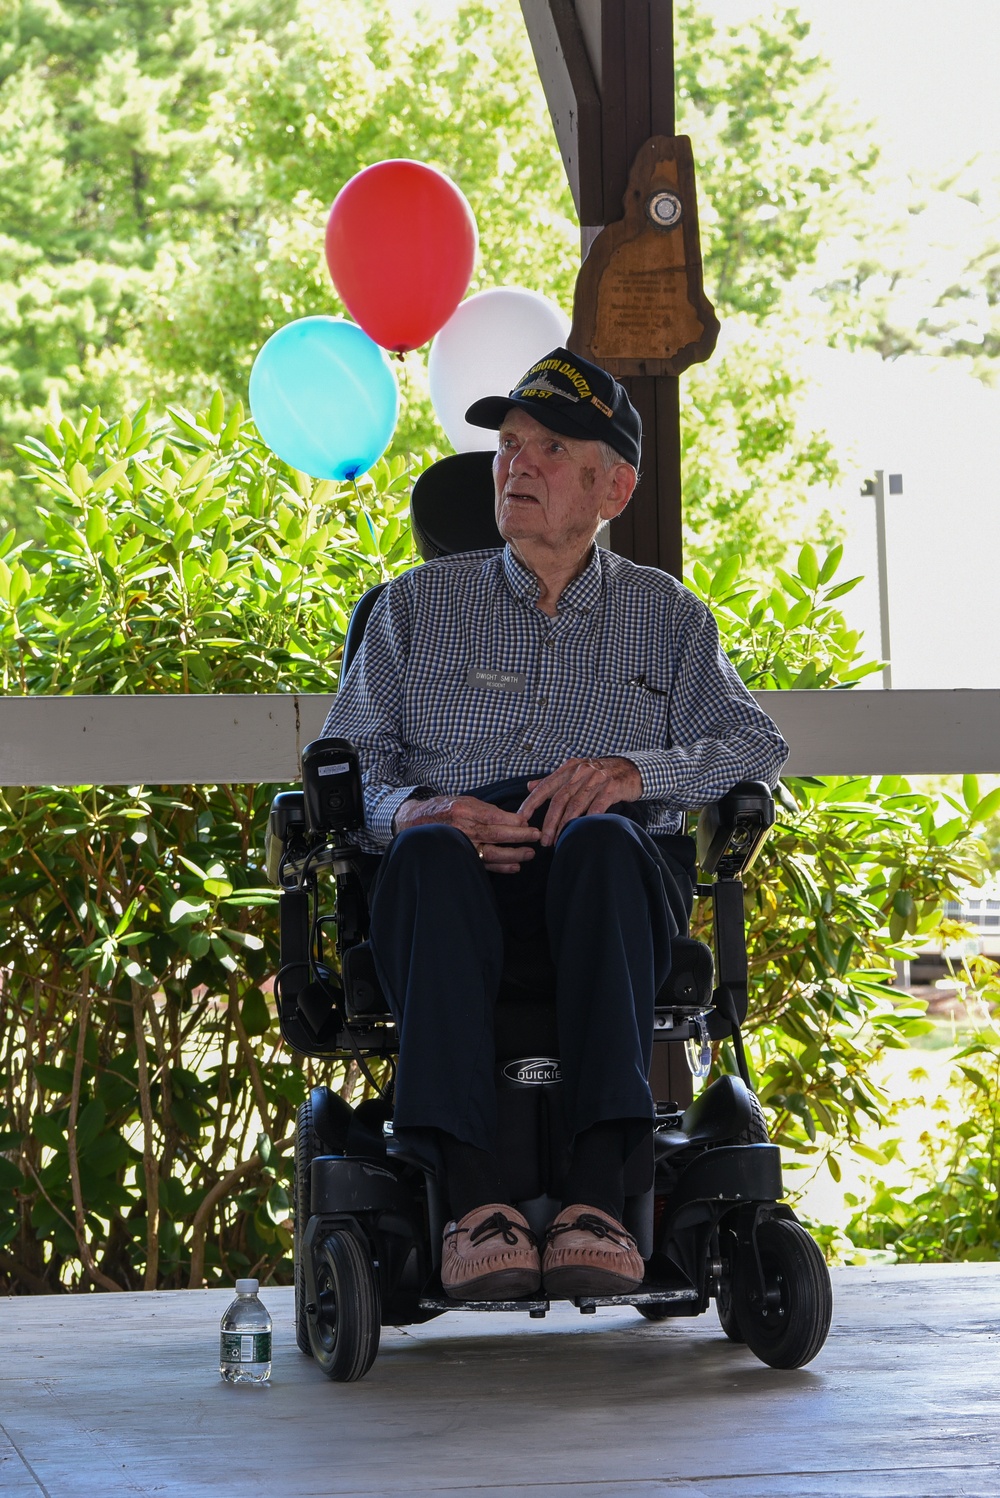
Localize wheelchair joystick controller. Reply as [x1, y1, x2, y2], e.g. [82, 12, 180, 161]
[301, 738, 365, 838]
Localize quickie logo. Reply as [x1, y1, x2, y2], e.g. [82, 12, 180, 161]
[502, 1058, 562, 1086]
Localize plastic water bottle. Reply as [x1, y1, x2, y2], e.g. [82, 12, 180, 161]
[219, 1278, 272, 1384]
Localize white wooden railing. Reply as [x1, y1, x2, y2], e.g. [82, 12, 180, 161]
[0, 690, 997, 785]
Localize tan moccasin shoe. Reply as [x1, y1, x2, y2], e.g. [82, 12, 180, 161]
[441, 1204, 541, 1301]
[542, 1204, 644, 1297]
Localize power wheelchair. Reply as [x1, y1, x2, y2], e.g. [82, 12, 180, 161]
[265, 451, 833, 1383]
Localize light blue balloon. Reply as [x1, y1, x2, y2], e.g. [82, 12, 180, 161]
[249, 316, 399, 481]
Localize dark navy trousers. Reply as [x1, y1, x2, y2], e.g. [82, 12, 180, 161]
[368, 813, 689, 1154]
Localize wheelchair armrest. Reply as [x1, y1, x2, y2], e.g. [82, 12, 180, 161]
[696, 780, 775, 879]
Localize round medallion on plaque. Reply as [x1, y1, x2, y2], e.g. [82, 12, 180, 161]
[646, 191, 683, 229]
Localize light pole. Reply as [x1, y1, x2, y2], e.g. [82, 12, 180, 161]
[861, 470, 903, 690]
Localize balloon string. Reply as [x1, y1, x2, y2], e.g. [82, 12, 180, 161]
[351, 475, 388, 582]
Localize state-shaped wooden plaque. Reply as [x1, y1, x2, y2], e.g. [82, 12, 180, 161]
[569, 135, 720, 377]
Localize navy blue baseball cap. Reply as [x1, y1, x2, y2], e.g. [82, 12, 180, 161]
[465, 347, 641, 467]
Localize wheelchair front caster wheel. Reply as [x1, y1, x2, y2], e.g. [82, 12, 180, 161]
[733, 1218, 832, 1369]
[308, 1228, 381, 1382]
[635, 1302, 673, 1322]
[714, 1271, 745, 1343]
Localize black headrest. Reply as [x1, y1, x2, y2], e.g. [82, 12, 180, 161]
[410, 451, 502, 560]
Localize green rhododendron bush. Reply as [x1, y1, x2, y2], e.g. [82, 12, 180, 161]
[0, 398, 415, 1292]
[0, 398, 996, 1292]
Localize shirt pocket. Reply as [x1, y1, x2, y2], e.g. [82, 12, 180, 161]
[573, 675, 659, 754]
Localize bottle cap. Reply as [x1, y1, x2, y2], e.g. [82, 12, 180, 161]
[235, 1278, 259, 1294]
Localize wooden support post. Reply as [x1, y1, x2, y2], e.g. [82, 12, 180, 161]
[520, 1, 697, 580]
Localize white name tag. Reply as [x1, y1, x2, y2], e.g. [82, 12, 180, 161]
[467, 668, 526, 692]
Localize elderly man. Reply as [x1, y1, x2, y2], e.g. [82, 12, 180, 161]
[321, 347, 787, 1301]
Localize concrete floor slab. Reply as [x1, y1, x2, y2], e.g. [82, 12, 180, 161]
[1, 1264, 998, 1497]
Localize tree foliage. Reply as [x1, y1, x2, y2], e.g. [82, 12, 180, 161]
[0, 0, 577, 526]
[841, 1028, 1000, 1263]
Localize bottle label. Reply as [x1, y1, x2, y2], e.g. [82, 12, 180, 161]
[221, 1331, 271, 1364]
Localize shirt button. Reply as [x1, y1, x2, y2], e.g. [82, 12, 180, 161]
[537, 695, 546, 705]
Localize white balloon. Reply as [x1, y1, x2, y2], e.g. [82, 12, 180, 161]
[429, 288, 572, 452]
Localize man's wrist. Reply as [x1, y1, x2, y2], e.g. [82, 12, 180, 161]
[391, 786, 436, 835]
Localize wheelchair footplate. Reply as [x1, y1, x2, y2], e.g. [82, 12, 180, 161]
[418, 1277, 699, 1318]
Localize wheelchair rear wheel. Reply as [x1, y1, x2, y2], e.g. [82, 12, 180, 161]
[309, 1227, 381, 1382]
[733, 1218, 832, 1369]
[294, 1097, 323, 1355]
[737, 1088, 770, 1145]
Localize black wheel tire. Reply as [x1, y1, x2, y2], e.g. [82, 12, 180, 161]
[733, 1218, 832, 1369]
[737, 1088, 770, 1145]
[294, 1096, 323, 1356]
[636, 1302, 673, 1322]
[308, 1228, 381, 1382]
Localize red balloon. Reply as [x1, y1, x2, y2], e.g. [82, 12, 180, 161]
[325, 160, 478, 354]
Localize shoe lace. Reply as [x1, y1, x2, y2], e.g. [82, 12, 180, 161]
[449, 1210, 537, 1249]
[545, 1212, 636, 1249]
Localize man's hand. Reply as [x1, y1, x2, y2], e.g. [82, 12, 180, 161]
[393, 794, 541, 874]
[518, 756, 643, 846]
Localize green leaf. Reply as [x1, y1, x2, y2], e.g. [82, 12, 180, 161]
[691, 561, 711, 594]
[208, 549, 228, 581]
[168, 898, 211, 923]
[91, 461, 128, 495]
[75, 1097, 105, 1149]
[70, 461, 91, 498]
[266, 1182, 290, 1223]
[710, 553, 742, 596]
[207, 390, 225, 435]
[852, 1142, 890, 1165]
[821, 575, 864, 601]
[34, 1064, 74, 1092]
[241, 987, 271, 1035]
[817, 543, 843, 584]
[354, 512, 378, 556]
[971, 786, 1000, 823]
[0, 1157, 23, 1190]
[774, 567, 807, 602]
[9, 564, 31, 607]
[962, 775, 980, 811]
[797, 543, 819, 589]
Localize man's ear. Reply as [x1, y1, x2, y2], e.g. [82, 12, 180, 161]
[601, 462, 638, 522]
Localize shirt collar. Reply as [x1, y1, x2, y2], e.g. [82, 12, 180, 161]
[501, 542, 604, 614]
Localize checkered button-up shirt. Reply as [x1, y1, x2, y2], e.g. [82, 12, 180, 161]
[321, 544, 788, 848]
